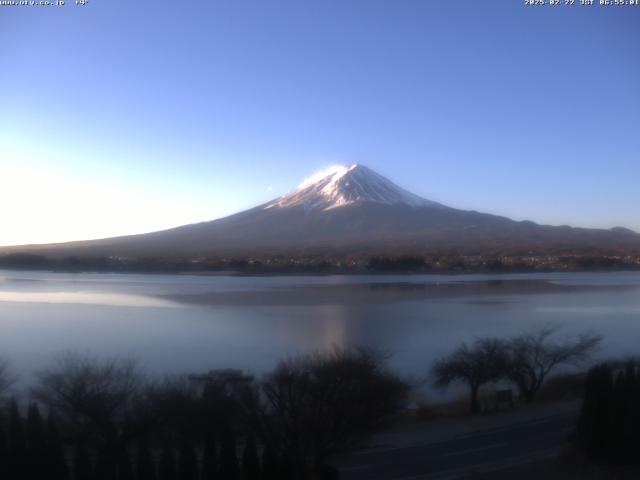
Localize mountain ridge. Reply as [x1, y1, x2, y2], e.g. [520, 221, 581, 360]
[1, 165, 639, 259]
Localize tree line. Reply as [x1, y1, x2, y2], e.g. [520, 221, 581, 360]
[0, 348, 408, 480]
[3, 252, 638, 275]
[0, 327, 606, 479]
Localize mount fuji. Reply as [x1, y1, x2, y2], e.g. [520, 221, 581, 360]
[3, 164, 639, 258]
[263, 164, 443, 211]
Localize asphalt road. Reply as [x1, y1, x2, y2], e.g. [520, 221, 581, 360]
[337, 410, 579, 480]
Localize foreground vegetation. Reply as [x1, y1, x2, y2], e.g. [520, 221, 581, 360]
[0, 327, 634, 479]
[0, 349, 407, 480]
[577, 359, 640, 466]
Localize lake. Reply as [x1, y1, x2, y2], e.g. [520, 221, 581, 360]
[1, 270, 639, 396]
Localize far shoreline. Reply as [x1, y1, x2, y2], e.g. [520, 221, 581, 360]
[1, 265, 640, 277]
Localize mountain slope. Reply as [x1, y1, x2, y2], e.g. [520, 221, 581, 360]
[2, 165, 639, 258]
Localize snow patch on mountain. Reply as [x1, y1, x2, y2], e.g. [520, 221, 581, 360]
[264, 164, 443, 211]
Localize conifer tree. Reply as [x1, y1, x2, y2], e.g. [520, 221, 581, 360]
[620, 362, 637, 462]
[136, 437, 157, 480]
[0, 424, 9, 480]
[277, 450, 294, 480]
[46, 413, 70, 480]
[26, 403, 47, 480]
[578, 364, 613, 463]
[95, 448, 117, 480]
[241, 436, 260, 480]
[9, 398, 27, 480]
[74, 444, 95, 480]
[178, 437, 199, 480]
[260, 443, 278, 480]
[158, 443, 177, 480]
[201, 431, 218, 480]
[611, 371, 628, 463]
[219, 425, 239, 480]
[630, 362, 640, 466]
[26, 404, 46, 449]
[117, 450, 134, 480]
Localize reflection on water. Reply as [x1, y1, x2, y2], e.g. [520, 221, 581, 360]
[0, 291, 182, 308]
[1, 269, 640, 394]
[321, 305, 349, 349]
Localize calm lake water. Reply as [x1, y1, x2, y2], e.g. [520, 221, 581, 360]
[1, 269, 639, 395]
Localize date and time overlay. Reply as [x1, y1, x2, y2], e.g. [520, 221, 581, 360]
[1, 0, 639, 7]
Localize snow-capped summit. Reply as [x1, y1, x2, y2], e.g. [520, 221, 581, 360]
[265, 164, 442, 211]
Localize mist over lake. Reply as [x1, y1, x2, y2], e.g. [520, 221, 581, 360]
[1, 269, 639, 394]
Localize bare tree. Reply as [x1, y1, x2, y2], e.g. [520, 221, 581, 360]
[245, 348, 408, 475]
[32, 352, 144, 451]
[432, 338, 509, 414]
[507, 327, 602, 402]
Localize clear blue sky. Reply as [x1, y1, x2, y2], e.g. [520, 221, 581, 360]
[1, 0, 639, 245]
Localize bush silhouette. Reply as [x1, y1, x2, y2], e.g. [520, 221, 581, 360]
[577, 360, 640, 465]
